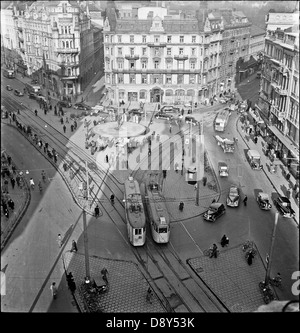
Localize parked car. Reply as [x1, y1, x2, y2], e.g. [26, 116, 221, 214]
[256, 192, 272, 210]
[74, 102, 91, 110]
[128, 108, 143, 116]
[218, 161, 229, 177]
[203, 203, 226, 222]
[273, 196, 295, 218]
[226, 185, 240, 207]
[185, 116, 199, 126]
[154, 112, 173, 121]
[58, 101, 72, 108]
[29, 92, 38, 99]
[14, 89, 24, 97]
[6, 85, 13, 91]
[36, 95, 47, 103]
[160, 106, 174, 113]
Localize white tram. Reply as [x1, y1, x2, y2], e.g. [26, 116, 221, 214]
[145, 180, 170, 244]
[123, 176, 146, 246]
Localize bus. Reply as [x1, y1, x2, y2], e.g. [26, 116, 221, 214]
[214, 109, 230, 132]
[145, 179, 170, 244]
[124, 176, 146, 246]
[3, 69, 15, 78]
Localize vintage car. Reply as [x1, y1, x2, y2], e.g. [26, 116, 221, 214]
[247, 149, 263, 170]
[14, 89, 24, 97]
[215, 135, 235, 153]
[185, 116, 199, 126]
[128, 108, 143, 116]
[273, 196, 295, 218]
[218, 161, 229, 177]
[203, 203, 226, 222]
[74, 102, 91, 110]
[226, 185, 240, 207]
[256, 192, 272, 210]
[57, 100, 72, 108]
[154, 112, 173, 121]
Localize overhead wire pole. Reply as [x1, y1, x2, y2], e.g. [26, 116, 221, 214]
[264, 212, 279, 285]
[83, 160, 91, 282]
[196, 118, 204, 206]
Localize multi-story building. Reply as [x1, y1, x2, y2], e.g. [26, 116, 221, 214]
[102, 2, 223, 105]
[1, 1, 104, 101]
[248, 24, 265, 61]
[217, 9, 251, 92]
[256, 12, 299, 178]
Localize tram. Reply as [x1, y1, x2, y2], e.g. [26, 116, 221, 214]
[123, 176, 146, 246]
[145, 179, 170, 244]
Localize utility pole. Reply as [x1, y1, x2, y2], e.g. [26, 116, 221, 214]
[264, 212, 279, 285]
[196, 119, 204, 206]
[83, 160, 90, 282]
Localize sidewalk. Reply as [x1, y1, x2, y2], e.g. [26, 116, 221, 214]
[234, 109, 299, 226]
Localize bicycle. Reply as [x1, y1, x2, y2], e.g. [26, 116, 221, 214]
[242, 240, 254, 252]
[203, 248, 220, 258]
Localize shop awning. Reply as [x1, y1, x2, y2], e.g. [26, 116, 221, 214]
[268, 125, 299, 160]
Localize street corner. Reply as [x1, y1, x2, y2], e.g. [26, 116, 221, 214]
[187, 243, 270, 312]
[63, 252, 166, 312]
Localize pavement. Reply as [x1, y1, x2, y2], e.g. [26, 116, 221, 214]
[3, 71, 298, 312]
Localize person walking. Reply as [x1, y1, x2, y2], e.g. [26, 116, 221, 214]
[57, 234, 62, 248]
[210, 243, 218, 258]
[243, 195, 248, 206]
[105, 154, 109, 163]
[3, 179, 9, 193]
[10, 177, 15, 189]
[70, 124, 74, 132]
[94, 204, 100, 218]
[101, 267, 108, 284]
[63, 124, 66, 133]
[16, 175, 21, 188]
[146, 287, 153, 304]
[179, 201, 184, 212]
[254, 136, 258, 144]
[221, 235, 229, 247]
[247, 250, 254, 265]
[35, 109, 38, 116]
[71, 240, 78, 253]
[50, 282, 58, 299]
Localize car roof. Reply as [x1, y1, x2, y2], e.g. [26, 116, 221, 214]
[259, 193, 269, 199]
[210, 202, 223, 209]
[279, 196, 290, 203]
[248, 149, 260, 158]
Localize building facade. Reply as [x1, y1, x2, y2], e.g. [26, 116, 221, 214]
[1, 1, 103, 101]
[102, 3, 224, 105]
[256, 12, 299, 178]
[248, 24, 265, 61]
[218, 9, 251, 91]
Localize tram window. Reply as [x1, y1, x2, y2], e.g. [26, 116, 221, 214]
[159, 227, 168, 233]
[135, 228, 142, 235]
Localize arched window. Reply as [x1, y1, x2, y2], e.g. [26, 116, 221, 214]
[165, 89, 173, 96]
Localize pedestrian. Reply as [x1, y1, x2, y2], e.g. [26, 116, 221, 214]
[74, 120, 77, 129]
[146, 287, 153, 304]
[70, 124, 74, 132]
[105, 154, 109, 163]
[60, 117, 64, 125]
[210, 243, 218, 258]
[169, 124, 172, 133]
[221, 235, 229, 247]
[66, 117, 69, 123]
[243, 195, 248, 206]
[10, 177, 15, 189]
[3, 179, 9, 193]
[50, 282, 58, 299]
[286, 172, 291, 181]
[7, 155, 11, 165]
[94, 204, 100, 218]
[254, 136, 258, 144]
[247, 250, 254, 265]
[71, 240, 78, 253]
[57, 234, 62, 247]
[202, 176, 207, 187]
[179, 201, 184, 212]
[16, 175, 20, 187]
[35, 109, 38, 116]
[101, 267, 108, 284]
[7, 198, 14, 210]
[63, 125, 66, 133]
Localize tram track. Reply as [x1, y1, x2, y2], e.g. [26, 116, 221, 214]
[3, 92, 228, 312]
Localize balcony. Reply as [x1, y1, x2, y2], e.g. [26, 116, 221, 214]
[125, 54, 139, 60]
[174, 54, 188, 61]
[147, 42, 167, 48]
[60, 75, 79, 80]
[56, 48, 79, 54]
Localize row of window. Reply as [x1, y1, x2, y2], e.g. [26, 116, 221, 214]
[107, 35, 199, 44]
[106, 73, 213, 85]
[265, 43, 293, 69]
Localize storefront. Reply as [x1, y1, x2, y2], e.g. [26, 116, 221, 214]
[267, 125, 299, 179]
